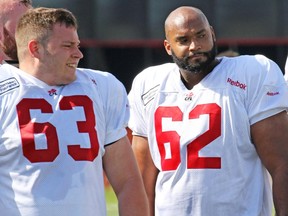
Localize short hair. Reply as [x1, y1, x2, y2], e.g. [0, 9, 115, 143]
[15, 7, 78, 59]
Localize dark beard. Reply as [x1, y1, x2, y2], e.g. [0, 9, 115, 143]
[0, 27, 18, 60]
[171, 42, 217, 74]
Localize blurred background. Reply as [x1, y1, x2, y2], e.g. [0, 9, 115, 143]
[33, 0, 288, 91]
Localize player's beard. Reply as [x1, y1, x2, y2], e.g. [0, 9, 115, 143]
[171, 42, 217, 74]
[0, 27, 18, 61]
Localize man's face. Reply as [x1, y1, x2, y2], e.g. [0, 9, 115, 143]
[0, 2, 31, 60]
[164, 12, 217, 73]
[170, 41, 217, 73]
[39, 24, 83, 85]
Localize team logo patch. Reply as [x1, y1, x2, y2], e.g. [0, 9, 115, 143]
[184, 92, 193, 101]
[0, 77, 20, 95]
[48, 88, 57, 96]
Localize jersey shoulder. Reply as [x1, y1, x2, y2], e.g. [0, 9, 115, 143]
[220, 55, 283, 85]
[75, 68, 127, 103]
[132, 63, 177, 88]
[0, 64, 21, 79]
[225, 54, 280, 75]
[76, 67, 125, 90]
[0, 64, 23, 96]
[135, 62, 176, 78]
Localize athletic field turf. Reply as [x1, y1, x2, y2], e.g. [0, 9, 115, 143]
[105, 185, 118, 216]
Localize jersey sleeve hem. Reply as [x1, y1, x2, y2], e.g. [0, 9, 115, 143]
[250, 108, 287, 125]
[104, 128, 127, 146]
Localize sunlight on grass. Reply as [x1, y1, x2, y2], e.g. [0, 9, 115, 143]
[105, 185, 118, 216]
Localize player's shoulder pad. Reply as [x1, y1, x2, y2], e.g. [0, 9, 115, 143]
[233, 54, 274, 68]
[133, 63, 177, 84]
[76, 67, 124, 89]
[0, 63, 20, 78]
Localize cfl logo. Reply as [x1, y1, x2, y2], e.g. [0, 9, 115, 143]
[48, 89, 57, 96]
[184, 92, 193, 101]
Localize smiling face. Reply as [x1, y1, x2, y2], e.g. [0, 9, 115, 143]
[38, 24, 83, 85]
[164, 7, 217, 73]
[16, 7, 83, 86]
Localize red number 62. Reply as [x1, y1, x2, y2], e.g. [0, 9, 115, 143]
[155, 103, 221, 171]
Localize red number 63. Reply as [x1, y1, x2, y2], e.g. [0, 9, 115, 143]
[16, 96, 99, 163]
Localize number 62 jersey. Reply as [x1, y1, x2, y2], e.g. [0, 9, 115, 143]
[0, 64, 129, 216]
[128, 55, 288, 216]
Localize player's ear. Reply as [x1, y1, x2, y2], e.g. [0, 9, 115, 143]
[28, 40, 42, 59]
[210, 26, 216, 42]
[164, 39, 172, 56]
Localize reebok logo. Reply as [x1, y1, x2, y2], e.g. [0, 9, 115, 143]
[227, 78, 247, 90]
[267, 91, 279, 96]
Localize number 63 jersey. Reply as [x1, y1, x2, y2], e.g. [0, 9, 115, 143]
[128, 55, 288, 216]
[0, 64, 129, 216]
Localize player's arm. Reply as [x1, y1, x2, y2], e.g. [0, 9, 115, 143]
[132, 135, 159, 216]
[251, 111, 288, 216]
[103, 135, 149, 216]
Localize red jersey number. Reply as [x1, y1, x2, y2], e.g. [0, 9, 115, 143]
[16, 96, 99, 163]
[155, 103, 221, 171]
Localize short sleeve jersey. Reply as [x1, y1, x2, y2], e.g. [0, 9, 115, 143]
[128, 55, 288, 216]
[0, 64, 129, 216]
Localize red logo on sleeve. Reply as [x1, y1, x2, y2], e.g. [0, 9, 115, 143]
[227, 78, 247, 90]
[266, 91, 279, 96]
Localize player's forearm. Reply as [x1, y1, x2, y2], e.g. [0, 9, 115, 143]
[117, 179, 149, 216]
[143, 171, 157, 216]
[147, 194, 155, 216]
[272, 166, 288, 216]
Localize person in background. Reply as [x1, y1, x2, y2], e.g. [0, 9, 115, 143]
[0, 0, 32, 64]
[216, 49, 239, 57]
[128, 6, 288, 216]
[0, 7, 148, 216]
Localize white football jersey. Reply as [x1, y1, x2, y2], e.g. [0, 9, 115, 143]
[128, 55, 288, 216]
[0, 64, 129, 216]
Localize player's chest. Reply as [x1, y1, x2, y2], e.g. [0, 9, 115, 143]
[12, 83, 105, 130]
[145, 86, 245, 131]
[145, 87, 230, 113]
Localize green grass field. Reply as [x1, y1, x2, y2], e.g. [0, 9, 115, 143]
[105, 185, 118, 216]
